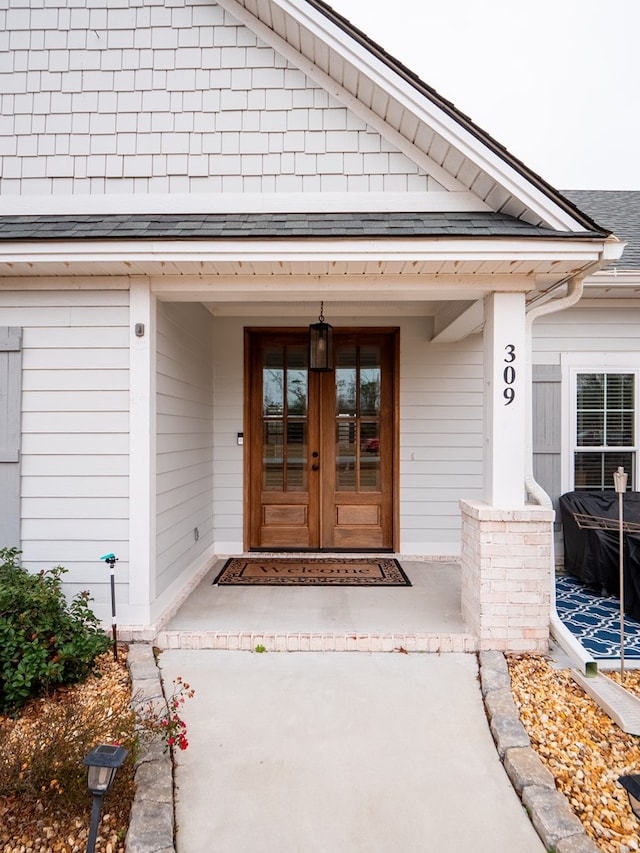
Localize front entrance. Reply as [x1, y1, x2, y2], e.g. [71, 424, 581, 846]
[245, 328, 398, 551]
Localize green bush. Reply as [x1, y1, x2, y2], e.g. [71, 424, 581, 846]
[0, 547, 111, 714]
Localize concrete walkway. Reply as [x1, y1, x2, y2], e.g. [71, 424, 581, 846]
[158, 650, 545, 853]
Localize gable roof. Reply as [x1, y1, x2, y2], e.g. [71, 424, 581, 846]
[562, 191, 640, 270]
[305, 0, 604, 235]
[213, 0, 604, 233]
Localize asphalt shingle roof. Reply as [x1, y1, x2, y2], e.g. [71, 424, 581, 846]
[563, 190, 640, 270]
[0, 211, 605, 241]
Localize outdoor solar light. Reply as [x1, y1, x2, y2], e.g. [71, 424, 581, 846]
[83, 744, 128, 853]
[618, 774, 640, 820]
[309, 301, 334, 372]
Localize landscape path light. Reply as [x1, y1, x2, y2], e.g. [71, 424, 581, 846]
[83, 743, 128, 853]
[618, 773, 640, 820]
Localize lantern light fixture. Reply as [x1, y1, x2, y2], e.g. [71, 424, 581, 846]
[309, 301, 334, 372]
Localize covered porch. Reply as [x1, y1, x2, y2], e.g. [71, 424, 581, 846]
[155, 555, 476, 652]
[0, 210, 619, 652]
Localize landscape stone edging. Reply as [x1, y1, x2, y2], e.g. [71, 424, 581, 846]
[479, 650, 600, 853]
[125, 643, 176, 853]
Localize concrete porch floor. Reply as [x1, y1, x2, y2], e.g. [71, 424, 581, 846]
[155, 558, 478, 652]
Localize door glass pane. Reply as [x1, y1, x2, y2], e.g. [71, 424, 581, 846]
[360, 346, 381, 417]
[335, 344, 382, 492]
[360, 420, 380, 490]
[336, 346, 357, 416]
[287, 421, 307, 488]
[263, 421, 283, 489]
[336, 421, 356, 489]
[360, 371, 380, 416]
[287, 369, 307, 415]
[263, 345, 308, 491]
[263, 347, 284, 416]
[287, 347, 308, 415]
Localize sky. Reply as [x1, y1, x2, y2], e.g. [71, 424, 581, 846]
[329, 0, 640, 190]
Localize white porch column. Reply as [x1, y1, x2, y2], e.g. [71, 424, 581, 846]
[460, 291, 552, 652]
[483, 292, 527, 506]
[128, 279, 157, 630]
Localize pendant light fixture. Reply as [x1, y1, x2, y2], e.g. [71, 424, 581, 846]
[309, 301, 334, 371]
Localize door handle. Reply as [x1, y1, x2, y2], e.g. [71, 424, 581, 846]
[312, 463, 319, 471]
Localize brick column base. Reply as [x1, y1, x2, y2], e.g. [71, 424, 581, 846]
[459, 499, 554, 652]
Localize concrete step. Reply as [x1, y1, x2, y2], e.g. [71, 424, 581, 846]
[155, 629, 478, 652]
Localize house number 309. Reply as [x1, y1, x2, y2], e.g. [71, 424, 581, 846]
[503, 344, 516, 405]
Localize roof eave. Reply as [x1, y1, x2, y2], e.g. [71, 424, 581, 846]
[0, 234, 616, 265]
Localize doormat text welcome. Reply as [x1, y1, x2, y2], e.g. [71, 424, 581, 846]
[213, 557, 411, 586]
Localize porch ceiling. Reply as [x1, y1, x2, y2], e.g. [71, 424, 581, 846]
[0, 252, 606, 295]
[0, 233, 613, 285]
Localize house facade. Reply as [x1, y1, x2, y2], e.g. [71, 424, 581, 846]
[0, 0, 628, 649]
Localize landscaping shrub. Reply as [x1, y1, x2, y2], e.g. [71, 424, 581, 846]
[0, 662, 137, 810]
[0, 547, 111, 714]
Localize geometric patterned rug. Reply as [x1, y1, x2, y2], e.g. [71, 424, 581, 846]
[555, 574, 640, 659]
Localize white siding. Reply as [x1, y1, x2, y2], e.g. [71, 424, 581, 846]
[399, 318, 484, 553]
[0, 288, 130, 616]
[532, 306, 640, 362]
[156, 302, 214, 595]
[0, 0, 435, 198]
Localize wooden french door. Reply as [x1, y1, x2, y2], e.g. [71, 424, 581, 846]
[246, 328, 397, 551]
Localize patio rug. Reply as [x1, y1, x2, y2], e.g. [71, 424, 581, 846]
[556, 574, 640, 659]
[213, 557, 411, 587]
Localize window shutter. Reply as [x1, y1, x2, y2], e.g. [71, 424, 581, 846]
[0, 327, 22, 548]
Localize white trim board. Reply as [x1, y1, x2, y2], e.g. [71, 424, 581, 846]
[0, 192, 491, 216]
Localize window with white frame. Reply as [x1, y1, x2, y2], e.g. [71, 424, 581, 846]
[573, 370, 637, 490]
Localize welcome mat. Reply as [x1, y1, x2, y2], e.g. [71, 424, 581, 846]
[213, 557, 411, 587]
[556, 575, 640, 659]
